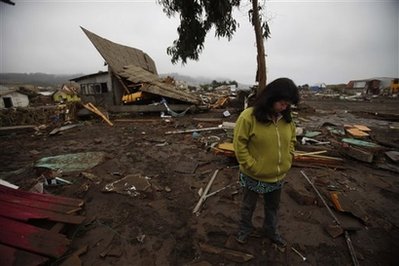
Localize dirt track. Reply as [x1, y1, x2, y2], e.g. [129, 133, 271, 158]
[1, 95, 398, 265]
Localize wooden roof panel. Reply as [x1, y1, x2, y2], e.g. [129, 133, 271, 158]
[81, 27, 157, 75]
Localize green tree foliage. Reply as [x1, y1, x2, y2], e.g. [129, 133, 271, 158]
[158, 0, 240, 64]
[159, 0, 270, 92]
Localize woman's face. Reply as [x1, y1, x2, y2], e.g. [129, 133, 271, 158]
[273, 100, 290, 113]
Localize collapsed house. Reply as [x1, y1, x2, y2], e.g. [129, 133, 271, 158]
[53, 84, 81, 103]
[346, 77, 399, 95]
[71, 27, 201, 113]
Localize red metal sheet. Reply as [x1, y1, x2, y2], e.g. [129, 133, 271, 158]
[0, 201, 85, 224]
[0, 216, 69, 258]
[0, 184, 83, 207]
[0, 243, 48, 266]
[0, 192, 80, 214]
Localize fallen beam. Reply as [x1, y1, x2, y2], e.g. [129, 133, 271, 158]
[198, 242, 254, 263]
[166, 126, 223, 135]
[108, 104, 197, 113]
[193, 169, 219, 214]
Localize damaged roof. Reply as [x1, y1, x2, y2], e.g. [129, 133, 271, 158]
[119, 65, 201, 104]
[81, 27, 157, 75]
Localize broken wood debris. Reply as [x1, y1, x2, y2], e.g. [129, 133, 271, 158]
[102, 174, 151, 198]
[58, 245, 88, 266]
[193, 169, 220, 215]
[82, 102, 113, 126]
[295, 153, 343, 161]
[213, 142, 235, 157]
[165, 126, 223, 135]
[199, 182, 238, 199]
[293, 154, 344, 166]
[301, 137, 330, 145]
[345, 128, 369, 138]
[192, 117, 222, 123]
[198, 242, 254, 263]
[341, 145, 374, 163]
[300, 171, 360, 266]
[329, 191, 369, 224]
[385, 151, 399, 163]
[118, 64, 201, 104]
[0, 125, 38, 134]
[343, 123, 372, 138]
[49, 123, 81, 135]
[209, 95, 229, 109]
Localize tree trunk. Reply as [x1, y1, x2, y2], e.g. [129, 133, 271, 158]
[251, 0, 267, 94]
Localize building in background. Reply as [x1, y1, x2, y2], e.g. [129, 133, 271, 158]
[0, 85, 29, 108]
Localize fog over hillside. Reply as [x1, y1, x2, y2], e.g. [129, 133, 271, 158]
[0, 72, 250, 88]
[0, 73, 84, 87]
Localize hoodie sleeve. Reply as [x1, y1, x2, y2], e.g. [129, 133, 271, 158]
[233, 111, 256, 172]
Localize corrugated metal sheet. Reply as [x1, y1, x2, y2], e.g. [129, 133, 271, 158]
[81, 27, 157, 75]
[118, 65, 201, 105]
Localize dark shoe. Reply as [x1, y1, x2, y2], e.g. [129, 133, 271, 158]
[270, 234, 287, 248]
[235, 231, 249, 244]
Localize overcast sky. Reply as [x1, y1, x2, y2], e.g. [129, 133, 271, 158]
[0, 0, 398, 86]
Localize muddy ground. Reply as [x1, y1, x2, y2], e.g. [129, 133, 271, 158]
[1, 95, 398, 265]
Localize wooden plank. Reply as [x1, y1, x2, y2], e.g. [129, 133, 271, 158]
[0, 201, 85, 225]
[165, 126, 222, 135]
[217, 142, 234, 152]
[114, 118, 159, 123]
[292, 162, 347, 170]
[0, 216, 69, 258]
[50, 223, 65, 233]
[198, 242, 254, 263]
[353, 124, 371, 132]
[385, 151, 399, 163]
[0, 125, 37, 133]
[295, 150, 327, 156]
[192, 118, 222, 123]
[293, 156, 344, 165]
[296, 153, 343, 161]
[0, 243, 49, 266]
[108, 104, 196, 113]
[83, 102, 114, 126]
[0, 185, 84, 207]
[346, 128, 369, 137]
[0, 179, 18, 189]
[0, 192, 81, 214]
[342, 145, 374, 163]
[193, 169, 219, 214]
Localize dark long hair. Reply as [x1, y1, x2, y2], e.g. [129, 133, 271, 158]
[253, 78, 299, 123]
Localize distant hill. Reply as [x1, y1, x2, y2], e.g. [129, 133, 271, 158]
[0, 72, 251, 89]
[0, 73, 84, 87]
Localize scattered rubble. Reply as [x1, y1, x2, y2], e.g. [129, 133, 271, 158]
[0, 87, 398, 265]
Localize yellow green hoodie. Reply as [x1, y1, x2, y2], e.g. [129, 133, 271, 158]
[233, 107, 296, 183]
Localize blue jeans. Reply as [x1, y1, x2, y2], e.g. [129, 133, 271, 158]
[238, 186, 282, 237]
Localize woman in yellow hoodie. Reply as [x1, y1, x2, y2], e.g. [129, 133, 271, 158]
[233, 78, 299, 247]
